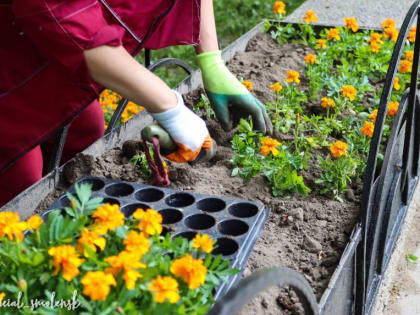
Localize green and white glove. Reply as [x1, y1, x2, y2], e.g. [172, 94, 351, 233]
[197, 51, 273, 135]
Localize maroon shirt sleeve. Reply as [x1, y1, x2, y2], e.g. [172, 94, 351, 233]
[12, 0, 125, 86]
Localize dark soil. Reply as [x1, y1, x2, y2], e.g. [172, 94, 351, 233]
[36, 33, 361, 314]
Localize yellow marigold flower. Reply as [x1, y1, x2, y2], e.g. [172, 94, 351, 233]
[285, 70, 300, 84]
[316, 39, 327, 49]
[368, 32, 383, 44]
[260, 137, 281, 156]
[123, 268, 143, 290]
[327, 28, 341, 41]
[48, 245, 84, 281]
[192, 234, 214, 253]
[105, 250, 146, 276]
[330, 141, 348, 158]
[369, 41, 382, 53]
[105, 250, 146, 289]
[408, 26, 417, 43]
[77, 228, 106, 258]
[399, 60, 412, 73]
[384, 27, 399, 42]
[368, 109, 378, 123]
[305, 54, 317, 65]
[404, 50, 414, 61]
[273, 1, 286, 15]
[341, 85, 357, 101]
[123, 230, 150, 255]
[270, 82, 283, 92]
[303, 10, 318, 23]
[170, 254, 207, 290]
[343, 17, 359, 32]
[82, 271, 116, 301]
[91, 203, 124, 234]
[381, 18, 396, 29]
[25, 215, 42, 230]
[0, 292, 5, 304]
[321, 97, 335, 108]
[360, 121, 375, 138]
[387, 101, 399, 117]
[242, 80, 253, 91]
[133, 208, 163, 236]
[148, 276, 180, 303]
[0, 212, 27, 242]
[393, 77, 401, 90]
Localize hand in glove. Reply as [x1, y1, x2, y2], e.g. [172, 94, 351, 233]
[197, 51, 273, 135]
[145, 90, 214, 163]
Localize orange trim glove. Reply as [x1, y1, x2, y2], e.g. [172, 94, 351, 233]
[150, 91, 213, 163]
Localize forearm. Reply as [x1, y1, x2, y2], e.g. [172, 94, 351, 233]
[195, 0, 219, 54]
[84, 45, 176, 113]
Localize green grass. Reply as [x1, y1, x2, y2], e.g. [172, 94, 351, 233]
[138, 0, 306, 87]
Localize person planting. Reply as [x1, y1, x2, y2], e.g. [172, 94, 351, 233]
[0, 0, 272, 206]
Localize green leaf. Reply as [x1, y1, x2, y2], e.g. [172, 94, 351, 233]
[406, 254, 418, 263]
[231, 168, 239, 177]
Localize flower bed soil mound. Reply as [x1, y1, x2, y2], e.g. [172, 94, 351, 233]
[37, 33, 361, 314]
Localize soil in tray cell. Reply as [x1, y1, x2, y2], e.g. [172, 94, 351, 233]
[36, 32, 364, 313]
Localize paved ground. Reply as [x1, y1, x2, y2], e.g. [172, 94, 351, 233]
[285, 0, 416, 29]
[286, 1, 420, 314]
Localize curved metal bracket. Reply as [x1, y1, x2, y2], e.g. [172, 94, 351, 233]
[147, 57, 193, 75]
[207, 267, 319, 315]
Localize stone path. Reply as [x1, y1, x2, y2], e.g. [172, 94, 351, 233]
[286, 1, 420, 314]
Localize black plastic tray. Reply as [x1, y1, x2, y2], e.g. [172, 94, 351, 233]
[44, 176, 270, 300]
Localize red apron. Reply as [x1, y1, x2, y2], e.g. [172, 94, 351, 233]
[0, 0, 201, 172]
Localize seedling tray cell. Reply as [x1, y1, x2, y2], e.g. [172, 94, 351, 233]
[45, 176, 270, 300]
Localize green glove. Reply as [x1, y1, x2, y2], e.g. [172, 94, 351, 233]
[197, 51, 273, 135]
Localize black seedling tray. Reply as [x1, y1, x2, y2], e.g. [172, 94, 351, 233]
[43, 176, 270, 300]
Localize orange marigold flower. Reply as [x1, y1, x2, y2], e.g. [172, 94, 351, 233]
[242, 80, 253, 92]
[327, 28, 341, 41]
[360, 121, 375, 138]
[260, 137, 281, 156]
[192, 234, 214, 253]
[105, 250, 146, 289]
[404, 50, 414, 61]
[170, 254, 207, 290]
[316, 39, 327, 49]
[341, 85, 357, 101]
[393, 77, 401, 90]
[77, 228, 106, 258]
[270, 82, 283, 92]
[133, 208, 163, 236]
[0, 212, 27, 242]
[368, 109, 378, 123]
[381, 18, 396, 29]
[303, 10, 318, 23]
[330, 141, 348, 158]
[48, 245, 84, 281]
[123, 230, 150, 255]
[273, 1, 286, 15]
[305, 54, 317, 65]
[82, 271, 116, 301]
[384, 27, 399, 42]
[343, 17, 359, 32]
[148, 276, 180, 303]
[387, 101, 399, 117]
[367, 33, 383, 53]
[321, 97, 335, 108]
[91, 203, 124, 234]
[285, 70, 300, 84]
[399, 60, 412, 73]
[25, 215, 42, 230]
[408, 26, 417, 43]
